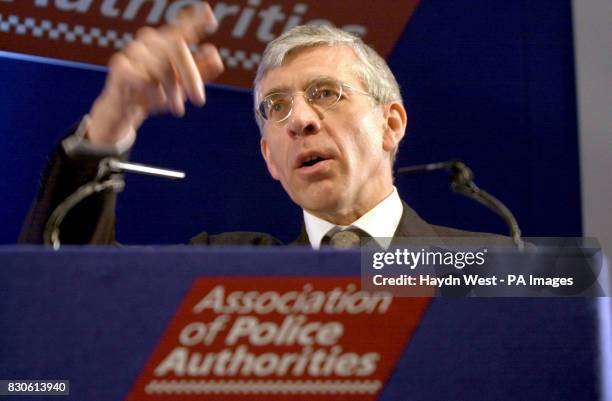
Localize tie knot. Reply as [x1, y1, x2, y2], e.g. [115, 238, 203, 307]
[322, 227, 371, 249]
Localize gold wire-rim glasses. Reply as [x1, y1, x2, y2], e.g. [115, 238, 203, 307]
[256, 78, 373, 124]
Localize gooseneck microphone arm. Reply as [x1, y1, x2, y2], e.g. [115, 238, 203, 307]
[397, 160, 524, 251]
[43, 158, 185, 250]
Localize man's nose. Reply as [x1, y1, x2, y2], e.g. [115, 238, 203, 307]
[286, 94, 321, 137]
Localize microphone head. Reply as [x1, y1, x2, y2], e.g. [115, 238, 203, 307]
[450, 160, 474, 183]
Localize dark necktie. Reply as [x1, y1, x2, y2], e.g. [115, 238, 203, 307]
[321, 227, 371, 249]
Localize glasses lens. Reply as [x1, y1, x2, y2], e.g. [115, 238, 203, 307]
[258, 79, 344, 122]
[260, 94, 292, 122]
[307, 79, 342, 108]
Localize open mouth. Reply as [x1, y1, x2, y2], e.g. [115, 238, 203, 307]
[301, 156, 326, 168]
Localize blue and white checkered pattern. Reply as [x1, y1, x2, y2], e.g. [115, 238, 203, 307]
[0, 13, 133, 48]
[0, 13, 262, 71]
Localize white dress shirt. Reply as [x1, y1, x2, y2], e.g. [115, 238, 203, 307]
[303, 187, 403, 249]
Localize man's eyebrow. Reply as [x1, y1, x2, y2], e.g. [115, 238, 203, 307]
[262, 76, 336, 98]
[262, 85, 291, 98]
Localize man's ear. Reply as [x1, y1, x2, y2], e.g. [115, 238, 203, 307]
[260, 137, 280, 180]
[382, 101, 407, 152]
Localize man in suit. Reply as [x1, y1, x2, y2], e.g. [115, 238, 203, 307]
[20, 2, 492, 247]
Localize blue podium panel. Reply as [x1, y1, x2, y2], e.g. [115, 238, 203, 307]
[0, 247, 602, 401]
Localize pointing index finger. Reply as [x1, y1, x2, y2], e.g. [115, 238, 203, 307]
[173, 1, 218, 45]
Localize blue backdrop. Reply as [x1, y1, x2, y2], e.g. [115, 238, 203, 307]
[0, 0, 581, 244]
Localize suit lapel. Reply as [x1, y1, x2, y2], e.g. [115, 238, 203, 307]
[392, 201, 445, 247]
[291, 223, 310, 246]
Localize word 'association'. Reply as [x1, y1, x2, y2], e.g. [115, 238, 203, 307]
[154, 284, 392, 379]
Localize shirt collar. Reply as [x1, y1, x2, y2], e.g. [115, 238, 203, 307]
[303, 187, 403, 249]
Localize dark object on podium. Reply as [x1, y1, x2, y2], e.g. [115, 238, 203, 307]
[43, 158, 185, 249]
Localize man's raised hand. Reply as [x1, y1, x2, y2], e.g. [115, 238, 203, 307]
[87, 1, 224, 146]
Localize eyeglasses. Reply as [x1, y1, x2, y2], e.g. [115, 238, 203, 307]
[257, 78, 373, 124]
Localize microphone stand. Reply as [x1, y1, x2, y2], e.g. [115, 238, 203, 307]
[397, 160, 525, 251]
[43, 158, 185, 250]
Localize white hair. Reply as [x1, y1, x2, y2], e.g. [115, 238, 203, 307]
[253, 25, 403, 130]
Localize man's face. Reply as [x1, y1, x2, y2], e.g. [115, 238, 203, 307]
[259, 45, 405, 224]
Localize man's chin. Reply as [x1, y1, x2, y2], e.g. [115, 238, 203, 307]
[294, 193, 345, 216]
[286, 178, 347, 210]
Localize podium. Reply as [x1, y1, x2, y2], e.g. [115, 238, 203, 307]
[0, 246, 604, 400]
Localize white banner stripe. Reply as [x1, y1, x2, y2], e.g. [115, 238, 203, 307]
[144, 379, 383, 395]
[0, 13, 260, 71]
[0, 13, 132, 49]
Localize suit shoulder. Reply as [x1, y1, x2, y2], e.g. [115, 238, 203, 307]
[429, 224, 499, 238]
[429, 224, 515, 245]
[189, 231, 283, 246]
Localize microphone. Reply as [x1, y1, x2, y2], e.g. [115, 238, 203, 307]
[98, 158, 186, 180]
[43, 158, 185, 250]
[396, 160, 457, 175]
[397, 160, 524, 250]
